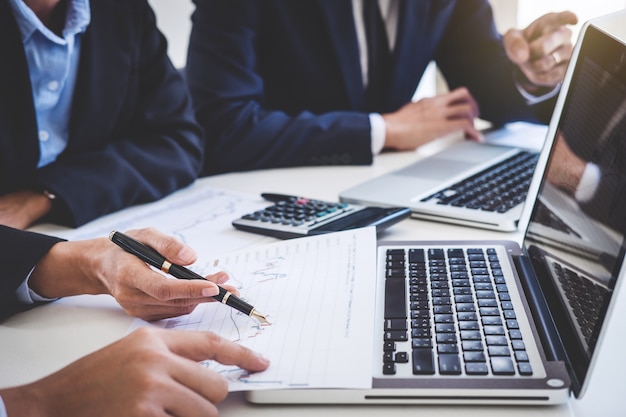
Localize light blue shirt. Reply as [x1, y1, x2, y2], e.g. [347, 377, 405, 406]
[8, 0, 90, 168]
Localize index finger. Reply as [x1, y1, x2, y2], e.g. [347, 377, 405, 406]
[523, 11, 578, 41]
[161, 329, 271, 372]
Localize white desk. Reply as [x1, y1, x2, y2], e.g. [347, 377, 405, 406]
[1, 147, 623, 417]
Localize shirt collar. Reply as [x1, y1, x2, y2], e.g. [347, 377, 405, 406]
[7, 0, 91, 44]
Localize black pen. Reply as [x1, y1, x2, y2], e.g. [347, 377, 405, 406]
[109, 231, 270, 325]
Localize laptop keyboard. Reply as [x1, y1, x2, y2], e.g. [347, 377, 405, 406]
[382, 246, 533, 377]
[552, 261, 608, 349]
[421, 151, 539, 213]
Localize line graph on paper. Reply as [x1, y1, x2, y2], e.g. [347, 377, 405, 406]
[135, 228, 378, 391]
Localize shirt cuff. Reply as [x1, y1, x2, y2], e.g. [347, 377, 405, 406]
[16, 269, 58, 304]
[575, 162, 601, 203]
[515, 80, 561, 106]
[369, 113, 386, 155]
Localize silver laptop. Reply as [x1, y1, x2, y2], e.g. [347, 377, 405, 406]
[249, 11, 626, 405]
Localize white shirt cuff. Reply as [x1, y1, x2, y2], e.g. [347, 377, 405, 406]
[575, 163, 601, 203]
[369, 113, 386, 154]
[16, 269, 57, 304]
[515, 81, 561, 105]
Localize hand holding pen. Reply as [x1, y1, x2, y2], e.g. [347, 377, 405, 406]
[109, 230, 270, 324]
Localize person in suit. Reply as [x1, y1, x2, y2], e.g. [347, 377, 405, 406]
[186, 0, 577, 174]
[0, 226, 270, 415]
[0, 225, 236, 321]
[0, 0, 204, 230]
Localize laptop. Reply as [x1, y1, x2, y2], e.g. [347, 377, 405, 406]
[248, 11, 626, 404]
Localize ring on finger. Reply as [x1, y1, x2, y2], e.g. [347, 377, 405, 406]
[551, 50, 562, 65]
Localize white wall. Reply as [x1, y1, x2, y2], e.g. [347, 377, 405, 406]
[148, 0, 194, 68]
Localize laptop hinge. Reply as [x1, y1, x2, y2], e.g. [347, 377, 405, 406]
[512, 254, 568, 364]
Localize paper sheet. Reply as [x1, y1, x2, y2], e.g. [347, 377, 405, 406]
[131, 227, 378, 391]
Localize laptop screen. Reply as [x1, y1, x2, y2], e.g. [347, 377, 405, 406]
[523, 24, 626, 396]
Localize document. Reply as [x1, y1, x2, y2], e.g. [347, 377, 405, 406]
[131, 227, 378, 391]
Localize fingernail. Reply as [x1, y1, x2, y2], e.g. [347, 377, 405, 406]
[201, 284, 219, 297]
[177, 246, 197, 264]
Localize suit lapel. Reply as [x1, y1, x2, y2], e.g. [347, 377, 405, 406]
[317, 0, 364, 110]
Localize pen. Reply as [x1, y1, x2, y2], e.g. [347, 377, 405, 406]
[109, 231, 270, 325]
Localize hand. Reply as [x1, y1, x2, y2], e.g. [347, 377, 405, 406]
[29, 227, 236, 321]
[504, 11, 578, 90]
[0, 190, 52, 229]
[545, 132, 587, 194]
[382, 87, 482, 151]
[0, 327, 270, 417]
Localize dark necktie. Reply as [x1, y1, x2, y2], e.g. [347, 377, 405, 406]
[363, 0, 392, 112]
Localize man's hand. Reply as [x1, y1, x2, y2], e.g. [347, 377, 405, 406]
[546, 132, 587, 194]
[0, 190, 52, 229]
[29, 227, 235, 321]
[382, 87, 482, 151]
[1, 327, 270, 417]
[504, 11, 578, 90]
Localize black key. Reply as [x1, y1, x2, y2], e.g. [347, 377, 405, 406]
[509, 329, 523, 339]
[383, 341, 396, 352]
[383, 362, 396, 375]
[462, 341, 484, 351]
[395, 352, 409, 363]
[515, 351, 529, 362]
[464, 351, 486, 362]
[518, 362, 533, 376]
[478, 298, 498, 307]
[412, 328, 431, 338]
[457, 312, 478, 321]
[384, 319, 407, 331]
[412, 348, 435, 374]
[408, 249, 425, 263]
[438, 344, 459, 354]
[483, 326, 505, 335]
[433, 305, 453, 314]
[465, 362, 489, 375]
[487, 346, 511, 356]
[435, 323, 456, 333]
[384, 330, 408, 342]
[383, 352, 394, 363]
[482, 316, 502, 326]
[456, 303, 476, 312]
[460, 330, 482, 340]
[434, 314, 454, 323]
[385, 279, 406, 319]
[436, 333, 458, 344]
[412, 338, 432, 348]
[485, 336, 508, 346]
[459, 321, 479, 330]
[511, 340, 526, 350]
[490, 357, 515, 375]
[438, 354, 462, 375]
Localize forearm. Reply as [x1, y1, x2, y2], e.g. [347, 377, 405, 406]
[28, 239, 108, 299]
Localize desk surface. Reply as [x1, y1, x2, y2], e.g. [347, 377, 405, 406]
[1, 143, 623, 417]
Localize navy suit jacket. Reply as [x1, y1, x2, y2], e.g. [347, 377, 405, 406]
[186, 0, 554, 174]
[0, 0, 204, 227]
[0, 226, 64, 321]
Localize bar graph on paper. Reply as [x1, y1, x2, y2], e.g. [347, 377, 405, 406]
[135, 227, 377, 391]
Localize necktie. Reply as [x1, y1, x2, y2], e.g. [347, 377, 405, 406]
[363, 0, 392, 112]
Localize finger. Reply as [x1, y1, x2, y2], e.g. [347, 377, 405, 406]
[161, 330, 270, 372]
[523, 11, 578, 41]
[138, 274, 221, 301]
[162, 381, 221, 417]
[446, 88, 480, 118]
[528, 26, 573, 62]
[127, 227, 198, 265]
[503, 29, 530, 65]
[444, 103, 478, 122]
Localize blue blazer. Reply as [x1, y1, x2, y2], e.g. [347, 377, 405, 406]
[0, 226, 64, 321]
[0, 0, 204, 227]
[186, 0, 553, 174]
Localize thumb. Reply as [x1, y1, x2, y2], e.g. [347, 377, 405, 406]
[503, 29, 530, 65]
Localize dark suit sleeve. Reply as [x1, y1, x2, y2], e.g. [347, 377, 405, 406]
[186, 0, 372, 174]
[433, 0, 555, 125]
[33, 0, 204, 227]
[0, 226, 64, 321]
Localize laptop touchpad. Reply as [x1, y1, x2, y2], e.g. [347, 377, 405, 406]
[395, 158, 477, 180]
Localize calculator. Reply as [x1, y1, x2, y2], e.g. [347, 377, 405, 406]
[232, 193, 411, 239]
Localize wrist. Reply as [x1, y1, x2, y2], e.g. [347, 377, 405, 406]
[29, 240, 107, 298]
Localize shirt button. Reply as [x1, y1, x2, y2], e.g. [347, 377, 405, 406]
[39, 130, 50, 141]
[48, 80, 60, 91]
